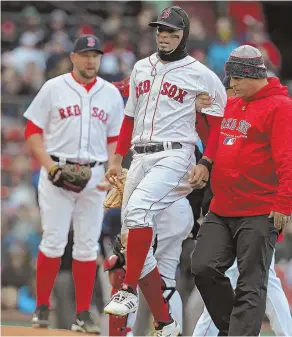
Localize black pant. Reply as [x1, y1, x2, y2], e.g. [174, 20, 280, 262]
[191, 211, 278, 336]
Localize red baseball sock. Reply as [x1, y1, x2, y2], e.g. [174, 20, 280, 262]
[109, 288, 130, 336]
[72, 259, 97, 313]
[123, 227, 153, 290]
[139, 267, 171, 323]
[36, 250, 61, 307]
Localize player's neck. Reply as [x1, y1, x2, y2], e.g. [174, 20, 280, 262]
[156, 54, 170, 65]
[158, 57, 169, 65]
[71, 70, 96, 85]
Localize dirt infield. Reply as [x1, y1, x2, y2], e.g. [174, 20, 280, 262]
[0, 326, 94, 336]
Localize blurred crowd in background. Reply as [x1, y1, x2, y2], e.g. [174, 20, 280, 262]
[1, 1, 292, 333]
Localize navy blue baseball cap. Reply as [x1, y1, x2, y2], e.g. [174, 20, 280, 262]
[149, 7, 185, 30]
[73, 34, 104, 54]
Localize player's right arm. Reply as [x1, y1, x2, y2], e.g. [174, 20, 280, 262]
[189, 71, 227, 189]
[105, 68, 137, 182]
[25, 129, 55, 172]
[197, 71, 227, 163]
[23, 81, 55, 172]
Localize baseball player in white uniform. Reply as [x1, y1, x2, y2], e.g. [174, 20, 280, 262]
[104, 78, 198, 336]
[24, 35, 124, 333]
[103, 6, 226, 336]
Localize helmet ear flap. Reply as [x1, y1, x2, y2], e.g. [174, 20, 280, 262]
[170, 6, 190, 39]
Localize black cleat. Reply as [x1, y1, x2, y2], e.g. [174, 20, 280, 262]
[71, 310, 100, 334]
[32, 304, 50, 328]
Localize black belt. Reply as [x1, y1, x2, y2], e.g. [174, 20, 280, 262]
[50, 155, 102, 168]
[133, 142, 182, 154]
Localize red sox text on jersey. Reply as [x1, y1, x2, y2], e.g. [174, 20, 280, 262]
[23, 73, 124, 162]
[58, 105, 108, 124]
[136, 80, 188, 103]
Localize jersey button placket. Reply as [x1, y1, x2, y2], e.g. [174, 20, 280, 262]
[149, 81, 162, 141]
[81, 97, 90, 160]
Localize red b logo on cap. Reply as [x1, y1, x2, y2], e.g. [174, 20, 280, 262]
[161, 8, 171, 19]
[87, 37, 95, 47]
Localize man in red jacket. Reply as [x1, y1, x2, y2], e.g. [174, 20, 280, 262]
[191, 45, 292, 336]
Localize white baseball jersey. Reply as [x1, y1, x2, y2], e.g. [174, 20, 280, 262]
[125, 53, 227, 145]
[24, 73, 124, 163]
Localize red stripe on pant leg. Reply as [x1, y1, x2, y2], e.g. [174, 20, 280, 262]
[123, 227, 153, 290]
[138, 266, 171, 323]
[204, 319, 213, 336]
[36, 250, 61, 307]
[72, 259, 97, 313]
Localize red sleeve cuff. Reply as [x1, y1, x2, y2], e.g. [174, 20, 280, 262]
[107, 136, 119, 144]
[25, 120, 43, 140]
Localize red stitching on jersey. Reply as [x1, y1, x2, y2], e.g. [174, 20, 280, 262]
[148, 55, 154, 67]
[149, 60, 197, 141]
[139, 56, 156, 142]
[139, 73, 156, 142]
[149, 75, 166, 141]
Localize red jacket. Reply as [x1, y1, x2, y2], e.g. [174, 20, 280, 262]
[210, 77, 292, 216]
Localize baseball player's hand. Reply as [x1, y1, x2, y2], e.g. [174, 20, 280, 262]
[188, 164, 209, 189]
[196, 92, 213, 112]
[49, 165, 62, 183]
[269, 211, 291, 231]
[105, 164, 123, 185]
[96, 177, 112, 191]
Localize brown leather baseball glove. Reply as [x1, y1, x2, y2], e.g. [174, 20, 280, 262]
[104, 168, 128, 208]
[48, 164, 92, 193]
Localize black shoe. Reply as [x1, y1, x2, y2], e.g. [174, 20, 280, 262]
[71, 310, 100, 334]
[32, 305, 50, 328]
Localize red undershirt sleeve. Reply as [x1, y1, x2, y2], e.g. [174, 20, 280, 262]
[107, 136, 119, 144]
[24, 120, 43, 140]
[115, 115, 134, 157]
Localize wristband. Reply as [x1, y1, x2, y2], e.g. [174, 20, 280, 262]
[198, 158, 212, 173]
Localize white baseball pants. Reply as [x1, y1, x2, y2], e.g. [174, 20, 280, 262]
[193, 252, 292, 336]
[38, 163, 106, 261]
